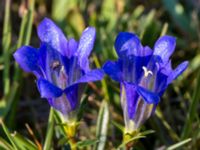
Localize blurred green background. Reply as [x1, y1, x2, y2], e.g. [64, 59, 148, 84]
[0, 0, 199, 149]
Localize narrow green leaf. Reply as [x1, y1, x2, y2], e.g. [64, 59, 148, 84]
[139, 130, 155, 136]
[2, 0, 11, 96]
[101, 0, 117, 30]
[43, 108, 54, 150]
[131, 5, 144, 19]
[15, 0, 35, 80]
[1, 124, 37, 150]
[53, 110, 66, 135]
[111, 121, 124, 132]
[167, 138, 191, 150]
[9, 0, 35, 126]
[118, 135, 145, 149]
[160, 22, 169, 36]
[189, 54, 200, 73]
[0, 82, 19, 119]
[181, 71, 200, 139]
[93, 55, 109, 101]
[1, 121, 18, 150]
[77, 95, 87, 121]
[24, 0, 35, 45]
[57, 137, 68, 146]
[67, 9, 85, 36]
[12, 133, 38, 150]
[156, 107, 180, 141]
[52, 0, 77, 21]
[139, 9, 156, 39]
[0, 137, 14, 150]
[77, 139, 98, 148]
[95, 101, 109, 150]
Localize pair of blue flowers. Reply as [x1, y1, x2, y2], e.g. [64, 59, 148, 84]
[14, 18, 188, 133]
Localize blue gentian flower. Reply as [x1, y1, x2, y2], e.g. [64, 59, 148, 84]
[103, 32, 188, 133]
[14, 18, 104, 121]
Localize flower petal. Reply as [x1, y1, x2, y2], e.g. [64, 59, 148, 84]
[153, 35, 176, 63]
[167, 61, 188, 84]
[47, 97, 72, 115]
[136, 86, 160, 104]
[143, 46, 153, 56]
[62, 69, 103, 110]
[103, 60, 122, 81]
[38, 43, 68, 87]
[76, 27, 96, 69]
[64, 84, 79, 110]
[114, 32, 143, 57]
[13, 46, 40, 73]
[154, 71, 168, 96]
[37, 78, 63, 98]
[133, 98, 155, 130]
[122, 82, 140, 119]
[63, 56, 83, 85]
[37, 18, 68, 56]
[68, 38, 78, 57]
[153, 61, 172, 95]
[75, 69, 104, 83]
[120, 54, 152, 83]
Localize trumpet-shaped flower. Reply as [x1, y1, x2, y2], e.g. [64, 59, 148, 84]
[103, 32, 188, 133]
[14, 18, 104, 121]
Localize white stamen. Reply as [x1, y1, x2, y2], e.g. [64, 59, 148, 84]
[60, 66, 65, 72]
[142, 66, 153, 77]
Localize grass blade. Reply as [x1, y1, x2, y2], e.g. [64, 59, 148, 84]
[0, 121, 18, 150]
[95, 101, 109, 150]
[181, 71, 200, 139]
[6, 0, 35, 127]
[0, 137, 14, 150]
[160, 22, 169, 36]
[24, 0, 35, 45]
[167, 138, 191, 150]
[43, 108, 54, 150]
[93, 54, 109, 101]
[2, 0, 11, 96]
[12, 133, 38, 150]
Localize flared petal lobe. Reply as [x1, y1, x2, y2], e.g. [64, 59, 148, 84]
[115, 32, 142, 57]
[153, 35, 176, 63]
[136, 85, 160, 104]
[103, 60, 122, 81]
[167, 61, 189, 84]
[13, 46, 41, 77]
[37, 78, 63, 98]
[37, 18, 68, 57]
[76, 27, 96, 70]
[76, 69, 104, 83]
[68, 38, 78, 57]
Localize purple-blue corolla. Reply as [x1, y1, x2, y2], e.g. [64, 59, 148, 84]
[103, 32, 188, 132]
[14, 18, 104, 121]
